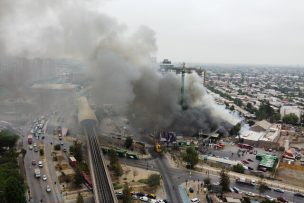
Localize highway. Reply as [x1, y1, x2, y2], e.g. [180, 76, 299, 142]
[82, 120, 118, 203]
[23, 129, 64, 203]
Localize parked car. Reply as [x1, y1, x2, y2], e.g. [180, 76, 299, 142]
[32, 160, 36, 165]
[139, 196, 149, 202]
[242, 160, 249, 164]
[247, 158, 253, 162]
[190, 198, 200, 203]
[38, 161, 43, 168]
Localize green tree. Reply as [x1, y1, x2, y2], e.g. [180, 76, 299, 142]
[109, 149, 123, 177]
[39, 149, 44, 156]
[124, 136, 133, 149]
[243, 197, 251, 203]
[0, 130, 18, 149]
[76, 192, 84, 203]
[4, 176, 26, 203]
[147, 174, 161, 187]
[232, 164, 245, 174]
[54, 144, 61, 151]
[219, 168, 230, 192]
[122, 183, 132, 203]
[229, 105, 235, 111]
[182, 147, 198, 169]
[69, 141, 83, 162]
[282, 113, 299, 125]
[229, 123, 241, 136]
[255, 100, 275, 121]
[74, 167, 83, 187]
[270, 112, 281, 123]
[258, 181, 268, 195]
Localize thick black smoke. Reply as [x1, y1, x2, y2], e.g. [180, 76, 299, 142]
[0, 0, 240, 134]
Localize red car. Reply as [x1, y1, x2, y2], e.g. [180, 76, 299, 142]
[247, 159, 253, 162]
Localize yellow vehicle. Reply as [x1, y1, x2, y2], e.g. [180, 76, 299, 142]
[155, 143, 161, 153]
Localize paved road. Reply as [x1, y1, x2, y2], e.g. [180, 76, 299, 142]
[120, 151, 304, 203]
[23, 117, 65, 203]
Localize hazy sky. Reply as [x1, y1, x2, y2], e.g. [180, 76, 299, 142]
[102, 0, 304, 65]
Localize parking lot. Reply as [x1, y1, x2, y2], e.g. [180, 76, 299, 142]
[204, 142, 282, 173]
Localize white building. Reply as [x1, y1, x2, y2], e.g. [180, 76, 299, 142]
[280, 106, 302, 122]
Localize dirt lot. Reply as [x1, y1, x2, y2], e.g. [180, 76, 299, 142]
[275, 167, 304, 188]
[110, 164, 166, 201]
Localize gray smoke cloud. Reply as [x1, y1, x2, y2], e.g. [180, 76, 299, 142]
[0, 0, 240, 134]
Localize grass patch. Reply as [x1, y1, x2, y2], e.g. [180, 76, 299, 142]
[113, 183, 123, 190]
[138, 179, 148, 184]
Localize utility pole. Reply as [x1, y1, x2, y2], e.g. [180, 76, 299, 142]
[180, 62, 187, 110]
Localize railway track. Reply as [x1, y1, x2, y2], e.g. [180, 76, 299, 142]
[83, 120, 117, 203]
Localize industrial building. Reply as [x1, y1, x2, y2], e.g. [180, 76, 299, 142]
[239, 120, 281, 147]
[256, 153, 278, 170]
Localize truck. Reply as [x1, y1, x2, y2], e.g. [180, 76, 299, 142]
[28, 134, 33, 144]
[34, 168, 41, 178]
[69, 156, 77, 167]
[235, 177, 255, 186]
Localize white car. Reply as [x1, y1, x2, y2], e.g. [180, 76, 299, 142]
[46, 185, 51, 192]
[29, 145, 33, 150]
[139, 196, 149, 202]
[33, 143, 37, 147]
[265, 195, 274, 201]
[42, 175, 47, 181]
[38, 161, 43, 168]
[191, 198, 200, 203]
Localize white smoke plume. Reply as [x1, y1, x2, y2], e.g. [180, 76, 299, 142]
[0, 0, 240, 134]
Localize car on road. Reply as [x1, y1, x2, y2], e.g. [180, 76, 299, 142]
[247, 158, 253, 162]
[42, 175, 47, 181]
[34, 147, 38, 152]
[139, 196, 148, 202]
[233, 187, 240, 193]
[294, 192, 304, 198]
[46, 185, 51, 192]
[29, 145, 33, 150]
[33, 143, 37, 147]
[248, 166, 253, 170]
[190, 198, 200, 203]
[60, 142, 64, 145]
[273, 188, 284, 193]
[63, 147, 67, 152]
[38, 161, 43, 168]
[32, 160, 36, 165]
[277, 196, 288, 203]
[265, 195, 274, 201]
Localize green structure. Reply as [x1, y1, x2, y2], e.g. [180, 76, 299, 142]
[256, 153, 278, 170]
